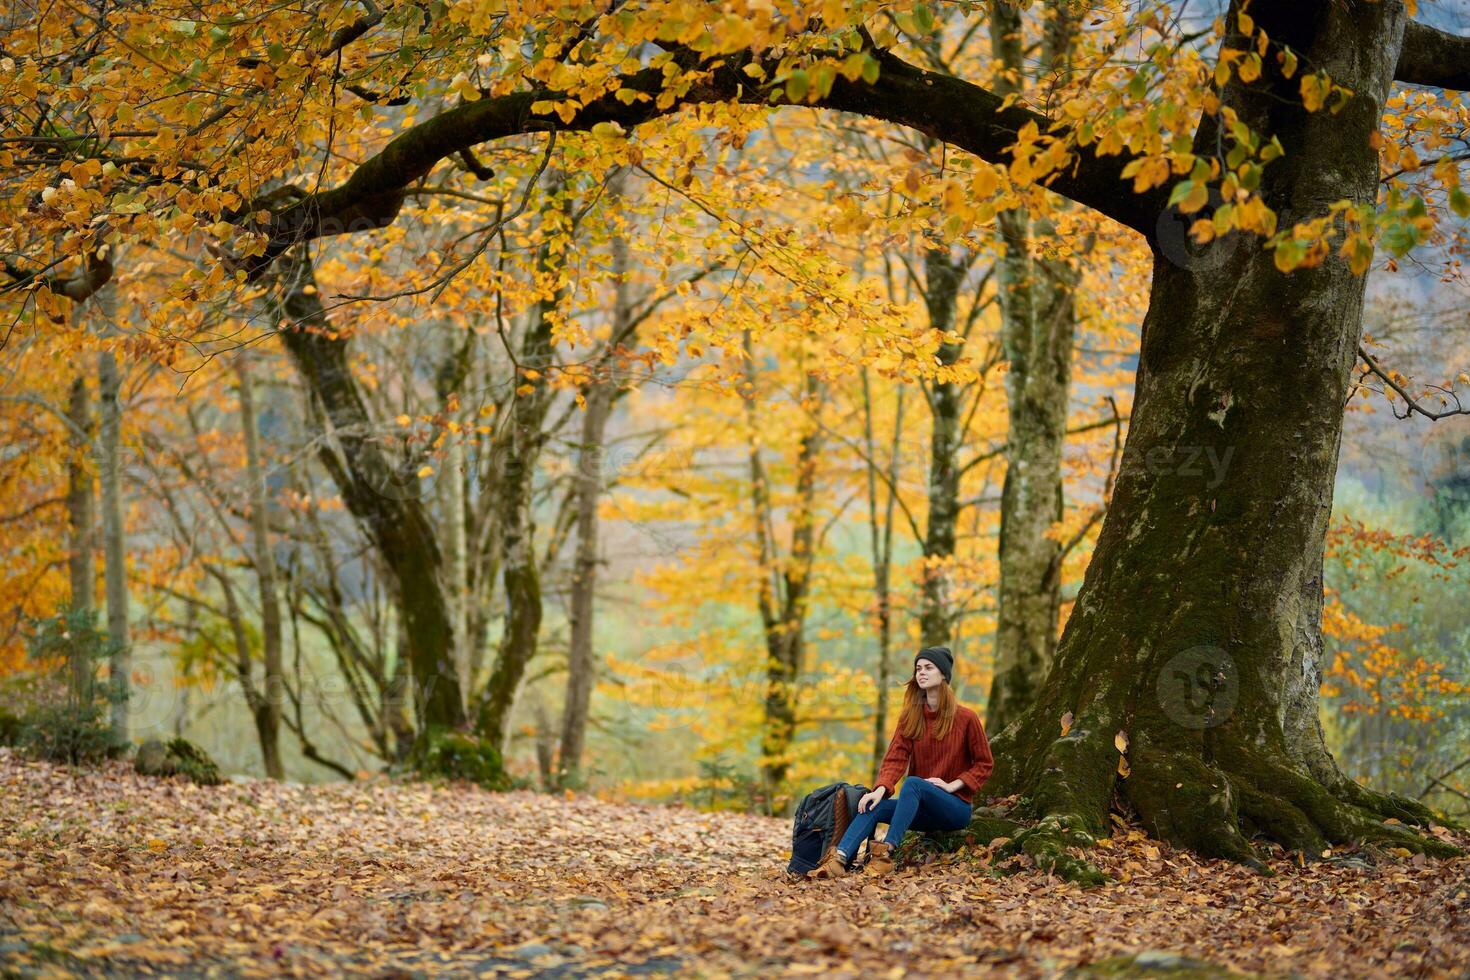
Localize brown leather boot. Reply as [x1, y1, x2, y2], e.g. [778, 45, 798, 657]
[807, 844, 849, 879]
[863, 840, 895, 876]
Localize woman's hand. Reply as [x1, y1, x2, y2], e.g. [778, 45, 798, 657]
[858, 787, 887, 812]
[926, 777, 962, 794]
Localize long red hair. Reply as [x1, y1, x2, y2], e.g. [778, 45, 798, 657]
[897, 676, 957, 741]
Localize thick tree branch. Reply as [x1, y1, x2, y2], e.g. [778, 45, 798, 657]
[1395, 20, 1470, 90]
[240, 47, 1163, 280]
[3, 250, 113, 304]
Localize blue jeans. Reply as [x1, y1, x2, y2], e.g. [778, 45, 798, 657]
[835, 778, 972, 860]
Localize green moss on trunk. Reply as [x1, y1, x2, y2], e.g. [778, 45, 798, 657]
[410, 727, 511, 791]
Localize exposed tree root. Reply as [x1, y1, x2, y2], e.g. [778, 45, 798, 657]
[897, 811, 1025, 864]
[1333, 777, 1459, 830]
[1231, 780, 1326, 858]
[1226, 746, 1460, 858]
[904, 809, 1107, 886]
[976, 725, 1462, 882]
[1005, 817, 1110, 886]
[1123, 739, 1464, 868]
[1124, 743, 1268, 871]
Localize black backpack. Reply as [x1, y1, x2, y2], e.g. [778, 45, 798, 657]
[786, 781, 873, 875]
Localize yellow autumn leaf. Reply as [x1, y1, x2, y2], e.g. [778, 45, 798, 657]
[1178, 181, 1210, 214]
[970, 168, 1000, 199]
[449, 73, 481, 102]
[1301, 74, 1326, 112]
[1114, 730, 1129, 753]
[417, 465, 433, 478]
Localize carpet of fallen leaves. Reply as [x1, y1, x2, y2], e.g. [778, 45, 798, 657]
[2, 748, 1469, 979]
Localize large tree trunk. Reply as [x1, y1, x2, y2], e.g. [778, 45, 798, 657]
[273, 248, 467, 740]
[236, 355, 286, 780]
[918, 247, 967, 648]
[96, 341, 129, 742]
[987, 1, 1449, 864]
[985, 0, 1080, 737]
[65, 374, 95, 699]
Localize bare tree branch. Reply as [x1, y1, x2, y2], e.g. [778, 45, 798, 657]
[1357, 344, 1470, 421]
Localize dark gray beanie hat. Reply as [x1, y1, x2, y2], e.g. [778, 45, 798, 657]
[915, 646, 954, 684]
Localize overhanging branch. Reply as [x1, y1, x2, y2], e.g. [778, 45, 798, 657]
[1395, 20, 1470, 91]
[242, 45, 1164, 280]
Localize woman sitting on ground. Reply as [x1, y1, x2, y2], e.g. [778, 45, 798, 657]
[809, 645, 994, 878]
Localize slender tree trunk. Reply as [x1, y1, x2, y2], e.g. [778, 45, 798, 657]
[236, 355, 285, 779]
[65, 374, 95, 700]
[273, 248, 466, 740]
[919, 247, 968, 648]
[558, 174, 631, 790]
[210, 563, 282, 773]
[475, 231, 563, 752]
[433, 328, 477, 714]
[96, 342, 129, 741]
[989, 1, 1448, 862]
[385, 619, 416, 764]
[445, 435, 472, 710]
[474, 444, 546, 753]
[748, 344, 825, 809]
[986, 0, 1081, 735]
[862, 370, 904, 774]
[532, 698, 557, 788]
[987, 244, 1076, 735]
[557, 384, 613, 789]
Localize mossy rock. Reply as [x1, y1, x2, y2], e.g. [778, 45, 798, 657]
[414, 728, 511, 791]
[134, 737, 223, 786]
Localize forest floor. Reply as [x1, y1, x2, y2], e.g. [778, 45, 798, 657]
[2, 749, 1468, 979]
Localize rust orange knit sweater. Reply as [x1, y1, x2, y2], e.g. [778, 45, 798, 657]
[873, 701, 994, 804]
